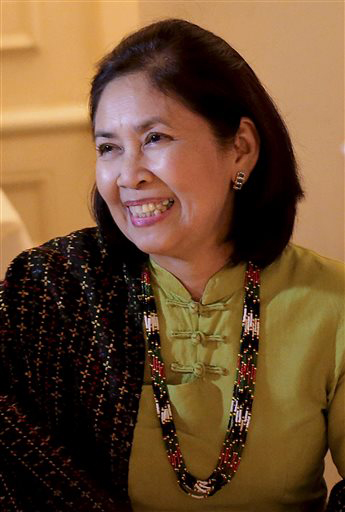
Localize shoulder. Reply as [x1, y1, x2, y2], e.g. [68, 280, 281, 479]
[287, 243, 343, 276]
[266, 243, 344, 292]
[262, 243, 344, 316]
[4, 227, 116, 282]
[0, 227, 138, 329]
[14, 226, 104, 263]
[1, 228, 128, 318]
[288, 243, 343, 294]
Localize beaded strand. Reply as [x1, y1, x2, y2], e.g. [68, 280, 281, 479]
[140, 262, 260, 499]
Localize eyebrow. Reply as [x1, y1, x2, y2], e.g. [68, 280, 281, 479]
[94, 116, 172, 139]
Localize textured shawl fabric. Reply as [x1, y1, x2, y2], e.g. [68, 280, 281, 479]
[0, 228, 146, 511]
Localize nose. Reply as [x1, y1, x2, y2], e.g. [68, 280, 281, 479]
[116, 149, 153, 189]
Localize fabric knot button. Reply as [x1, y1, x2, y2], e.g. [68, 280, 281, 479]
[191, 332, 203, 345]
[193, 362, 206, 378]
[189, 302, 199, 313]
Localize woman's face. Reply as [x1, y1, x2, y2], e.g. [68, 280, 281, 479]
[94, 72, 238, 261]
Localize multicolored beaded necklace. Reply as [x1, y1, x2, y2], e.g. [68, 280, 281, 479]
[140, 262, 260, 499]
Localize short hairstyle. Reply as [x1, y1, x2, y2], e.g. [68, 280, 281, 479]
[90, 18, 303, 267]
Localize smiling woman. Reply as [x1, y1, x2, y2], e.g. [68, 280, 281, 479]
[93, 72, 259, 292]
[0, 18, 344, 512]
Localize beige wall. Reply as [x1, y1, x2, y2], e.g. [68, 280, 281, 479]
[1, 1, 139, 244]
[1, 0, 343, 491]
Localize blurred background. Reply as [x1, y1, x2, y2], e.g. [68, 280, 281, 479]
[1, 0, 344, 489]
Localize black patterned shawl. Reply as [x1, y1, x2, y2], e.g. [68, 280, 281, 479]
[0, 228, 146, 511]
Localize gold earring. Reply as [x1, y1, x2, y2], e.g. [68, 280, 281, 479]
[233, 171, 246, 191]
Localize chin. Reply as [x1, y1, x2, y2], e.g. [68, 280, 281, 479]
[132, 242, 171, 257]
[127, 235, 174, 258]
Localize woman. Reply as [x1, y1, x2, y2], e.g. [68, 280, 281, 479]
[0, 18, 344, 512]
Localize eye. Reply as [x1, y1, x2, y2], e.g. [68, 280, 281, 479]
[96, 143, 120, 157]
[144, 132, 169, 145]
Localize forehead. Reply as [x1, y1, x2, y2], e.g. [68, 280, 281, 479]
[95, 73, 174, 126]
[94, 72, 210, 135]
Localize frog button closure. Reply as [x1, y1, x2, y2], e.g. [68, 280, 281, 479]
[189, 302, 199, 313]
[191, 331, 203, 346]
[192, 362, 206, 378]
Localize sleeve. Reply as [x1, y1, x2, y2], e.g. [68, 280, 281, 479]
[326, 480, 345, 512]
[327, 316, 345, 478]
[0, 251, 131, 512]
[326, 312, 345, 511]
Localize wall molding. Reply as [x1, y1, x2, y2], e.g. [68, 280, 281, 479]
[1, 169, 53, 246]
[1, 104, 90, 135]
[1, 2, 40, 52]
[1, 32, 37, 52]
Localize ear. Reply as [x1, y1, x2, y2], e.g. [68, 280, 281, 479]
[230, 117, 260, 183]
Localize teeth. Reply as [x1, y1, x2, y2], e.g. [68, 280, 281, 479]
[128, 199, 174, 218]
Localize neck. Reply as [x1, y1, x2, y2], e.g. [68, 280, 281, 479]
[150, 243, 232, 301]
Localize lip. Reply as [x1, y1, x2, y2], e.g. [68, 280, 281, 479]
[127, 201, 174, 227]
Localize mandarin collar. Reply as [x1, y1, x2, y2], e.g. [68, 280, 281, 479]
[149, 258, 246, 305]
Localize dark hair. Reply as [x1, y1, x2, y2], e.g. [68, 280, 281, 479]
[90, 18, 303, 267]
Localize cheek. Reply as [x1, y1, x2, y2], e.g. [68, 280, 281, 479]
[96, 164, 118, 203]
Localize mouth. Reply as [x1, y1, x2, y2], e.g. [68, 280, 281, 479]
[126, 198, 174, 218]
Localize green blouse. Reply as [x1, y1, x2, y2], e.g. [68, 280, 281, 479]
[128, 244, 344, 511]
